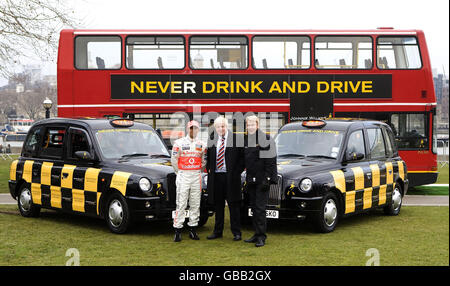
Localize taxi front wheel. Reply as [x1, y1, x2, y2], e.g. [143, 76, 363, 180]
[312, 193, 339, 233]
[105, 193, 132, 234]
[17, 184, 40, 218]
[384, 184, 403, 216]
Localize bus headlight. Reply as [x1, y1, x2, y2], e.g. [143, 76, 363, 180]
[139, 177, 152, 194]
[299, 178, 313, 193]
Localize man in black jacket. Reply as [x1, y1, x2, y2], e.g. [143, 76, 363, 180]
[206, 116, 245, 241]
[244, 115, 277, 247]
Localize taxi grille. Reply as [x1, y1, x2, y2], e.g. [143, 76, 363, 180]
[268, 175, 282, 206]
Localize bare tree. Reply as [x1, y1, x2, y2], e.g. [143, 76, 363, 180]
[0, 0, 80, 78]
[0, 89, 18, 123]
[18, 90, 47, 120]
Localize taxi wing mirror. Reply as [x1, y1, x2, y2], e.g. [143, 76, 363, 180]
[74, 151, 94, 161]
[345, 151, 364, 162]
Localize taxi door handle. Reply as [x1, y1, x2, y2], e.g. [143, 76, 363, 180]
[62, 173, 69, 178]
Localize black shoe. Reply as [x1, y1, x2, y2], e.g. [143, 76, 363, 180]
[188, 227, 200, 240]
[207, 233, 223, 240]
[174, 228, 182, 242]
[233, 234, 242, 241]
[255, 238, 265, 247]
[244, 235, 258, 243]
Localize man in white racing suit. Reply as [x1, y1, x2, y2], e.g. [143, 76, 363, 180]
[171, 120, 206, 242]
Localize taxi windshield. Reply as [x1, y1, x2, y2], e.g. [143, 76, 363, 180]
[95, 128, 170, 159]
[275, 129, 344, 159]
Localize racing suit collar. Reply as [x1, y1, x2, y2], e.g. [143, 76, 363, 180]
[185, 135, 197, 142]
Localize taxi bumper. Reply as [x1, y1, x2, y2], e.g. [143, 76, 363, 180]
[251, 196, 324, 220]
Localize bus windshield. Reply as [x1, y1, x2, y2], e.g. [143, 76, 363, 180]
[276, 129, 344, 159]
[95, 128, 170, 159]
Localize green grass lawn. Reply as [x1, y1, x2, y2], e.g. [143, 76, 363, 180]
[436, 165, 449, 184]
[408, 186, 449, 196]
[0, 205, 448, 266]
[0, 155, 18, 194]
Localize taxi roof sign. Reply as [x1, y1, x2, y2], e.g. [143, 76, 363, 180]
[110, 119, 134, 127]
[302, 120, 326, 128]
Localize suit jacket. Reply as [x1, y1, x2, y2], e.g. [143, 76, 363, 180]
[244, 129, 278, 185]
[206, 130, 245, 204]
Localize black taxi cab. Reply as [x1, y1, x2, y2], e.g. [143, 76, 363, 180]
[8, 118, 210, 234]
[242, 118, 408, 233]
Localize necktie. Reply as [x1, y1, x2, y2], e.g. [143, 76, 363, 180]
[216, 136, 225, 170]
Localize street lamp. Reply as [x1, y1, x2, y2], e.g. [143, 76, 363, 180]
[43, 98, 53, 119]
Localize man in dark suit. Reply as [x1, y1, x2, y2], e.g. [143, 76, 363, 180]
[206, 116, 245, 241]
[243, 115, 278, 247]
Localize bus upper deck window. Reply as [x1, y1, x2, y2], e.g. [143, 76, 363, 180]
[377, 37, 422, 69]
[314, 36, 373, 70]
[126, 36, 185, 69]
[189, 36, 248, 70]
[75, 36, 122, 70]
[252, 36, 310, 69]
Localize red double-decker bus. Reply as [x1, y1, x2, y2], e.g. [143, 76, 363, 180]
[57, 28, 438, 186]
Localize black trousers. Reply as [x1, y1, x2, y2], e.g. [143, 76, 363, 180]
[247, 183, 269, 239]
[213, 173, 241, 236]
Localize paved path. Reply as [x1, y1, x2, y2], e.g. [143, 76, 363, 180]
[0, 193, 448, 206]
[403, 195, 449, 206]
[0, 194, 15, 205]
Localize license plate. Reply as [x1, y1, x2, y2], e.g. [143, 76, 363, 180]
[172, 210, 189, 219]
[248, 208, 279, 219]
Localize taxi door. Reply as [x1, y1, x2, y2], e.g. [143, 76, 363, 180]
[366, 126, 397, 208]
[340, 128, 371, 215]
[32, 125, 68, 209]
[64, 126, 101, 216]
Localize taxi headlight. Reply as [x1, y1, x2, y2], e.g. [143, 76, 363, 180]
[139, 177, 152, 193]
[299, 178, 313, 193]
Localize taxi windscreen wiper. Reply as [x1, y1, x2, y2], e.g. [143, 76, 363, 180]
[120, 153, 149, 159]
[306, 155, 336, 159]
[278, 153, 306, 158]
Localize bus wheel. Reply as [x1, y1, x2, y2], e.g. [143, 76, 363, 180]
[106, 194, 132, 234]
[17, 184, 40, 217]
[312, 193, 339, 233]
[384, 184, 403, 216]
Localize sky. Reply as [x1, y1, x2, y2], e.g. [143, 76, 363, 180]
[1, 0, 449, 85]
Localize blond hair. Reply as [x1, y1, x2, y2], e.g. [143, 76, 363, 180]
[214, 116, 229, 128]
[245, 115, 259, 125]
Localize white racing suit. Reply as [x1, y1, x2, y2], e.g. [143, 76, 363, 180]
[171, 136, 206, 229]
